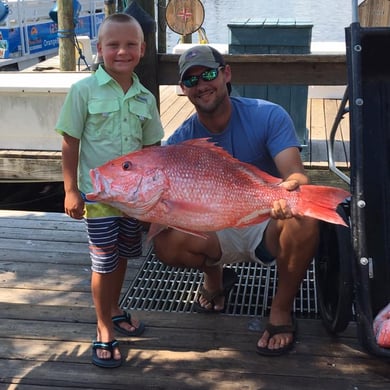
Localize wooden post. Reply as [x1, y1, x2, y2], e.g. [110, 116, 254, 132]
[358, 0, 390, 26]
[125, 1, 159, 102]
[157, 0, 167, 53]
[57, 0, 76, 71]
[104, 0, 116, 17]
[117, 0, 124, 12]
[181, 34, 192, 43]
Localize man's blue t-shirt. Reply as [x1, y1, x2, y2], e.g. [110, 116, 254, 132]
[166, 97, 300, 178]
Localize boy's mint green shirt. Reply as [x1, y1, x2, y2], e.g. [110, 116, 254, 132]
[55, 65, 164, 196]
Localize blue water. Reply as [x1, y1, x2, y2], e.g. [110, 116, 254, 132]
[166, 0, 353, 52]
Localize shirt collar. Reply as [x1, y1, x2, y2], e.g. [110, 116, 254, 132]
[94, 65, 146, 97]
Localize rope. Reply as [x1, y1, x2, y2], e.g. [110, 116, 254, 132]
[73, 34, 90, 71]
[197, 27, 209, 44]
[57, 28, 90, 71]
[56, 29, 74, 39]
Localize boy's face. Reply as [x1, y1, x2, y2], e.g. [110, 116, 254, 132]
[97, 21, 145, 77]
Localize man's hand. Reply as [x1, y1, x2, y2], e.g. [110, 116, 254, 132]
[270, 179, 300, 220]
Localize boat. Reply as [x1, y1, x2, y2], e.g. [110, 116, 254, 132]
[0, 0, 104, 70]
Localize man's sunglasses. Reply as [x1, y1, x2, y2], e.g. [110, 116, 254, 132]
[181, 67, 224, 88]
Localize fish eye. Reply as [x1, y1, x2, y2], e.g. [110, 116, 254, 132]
[122, 161, 132, 170]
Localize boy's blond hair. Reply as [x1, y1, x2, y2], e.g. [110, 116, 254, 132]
[98, 13, 144, 42]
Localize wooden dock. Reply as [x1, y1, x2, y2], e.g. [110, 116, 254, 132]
[1, 209, 390, 389]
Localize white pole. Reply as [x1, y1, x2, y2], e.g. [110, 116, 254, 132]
[352, 0, 359, 23]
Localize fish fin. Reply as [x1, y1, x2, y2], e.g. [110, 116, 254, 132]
[236, 210, 271, 227]
[181, 138, 282, 185]
[296, 185, 350, 226]
[238, 164, 282, 185]
[181, 138, 238, 160]
[147, 222, 209, 241]
[147, 223, 168, 242]
[167, 226, 209, 239]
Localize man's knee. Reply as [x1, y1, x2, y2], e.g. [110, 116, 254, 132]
[285, 215, 318, 234]
[153, 230, 191, 267]
[300, 217, 319, 239]
[267, 216, 319, 254]
[285, 216, 319, 252]
[153, 233, 174, 264]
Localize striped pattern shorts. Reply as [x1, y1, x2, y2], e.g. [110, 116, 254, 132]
[85, 216, 143, 273]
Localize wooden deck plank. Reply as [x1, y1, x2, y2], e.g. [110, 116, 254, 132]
[324, 99, 350, 142]
[327, 98, 350, 144]
[160, 88, 196, 139]
[0, 225, 87, 242]
[337, 99, 350, 140]
[309, 98, 326, 140]
[159, 84, 173, 102]
[324, 99, 336, 140]
[166, 98, 196, 135]
[1, 210, 390, 389]
[0, 257, 141, 292]
[0, 237, 87, 253]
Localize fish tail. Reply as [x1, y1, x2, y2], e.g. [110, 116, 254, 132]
[296, 185, 350, 226]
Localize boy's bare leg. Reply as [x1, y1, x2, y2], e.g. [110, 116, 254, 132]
[110, 258, 141, 332]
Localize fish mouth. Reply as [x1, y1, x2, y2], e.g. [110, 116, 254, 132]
[91, 168, 102, 190]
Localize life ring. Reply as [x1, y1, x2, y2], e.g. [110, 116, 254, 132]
[165, 0, 205, 36]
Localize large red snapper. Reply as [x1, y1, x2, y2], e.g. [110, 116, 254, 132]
[86, 139, 350, 237]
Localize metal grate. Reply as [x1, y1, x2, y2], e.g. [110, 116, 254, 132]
[121, 249, 318, 318]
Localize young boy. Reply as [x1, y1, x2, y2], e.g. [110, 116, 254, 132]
[55, 13, 164, 368]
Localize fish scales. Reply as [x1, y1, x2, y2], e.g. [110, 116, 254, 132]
[162, 144, 285, 213]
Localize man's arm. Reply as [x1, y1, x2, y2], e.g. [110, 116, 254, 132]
[274, 147, 309, 186]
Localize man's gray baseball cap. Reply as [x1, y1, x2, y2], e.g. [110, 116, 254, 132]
[178, 45, 225, 80]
